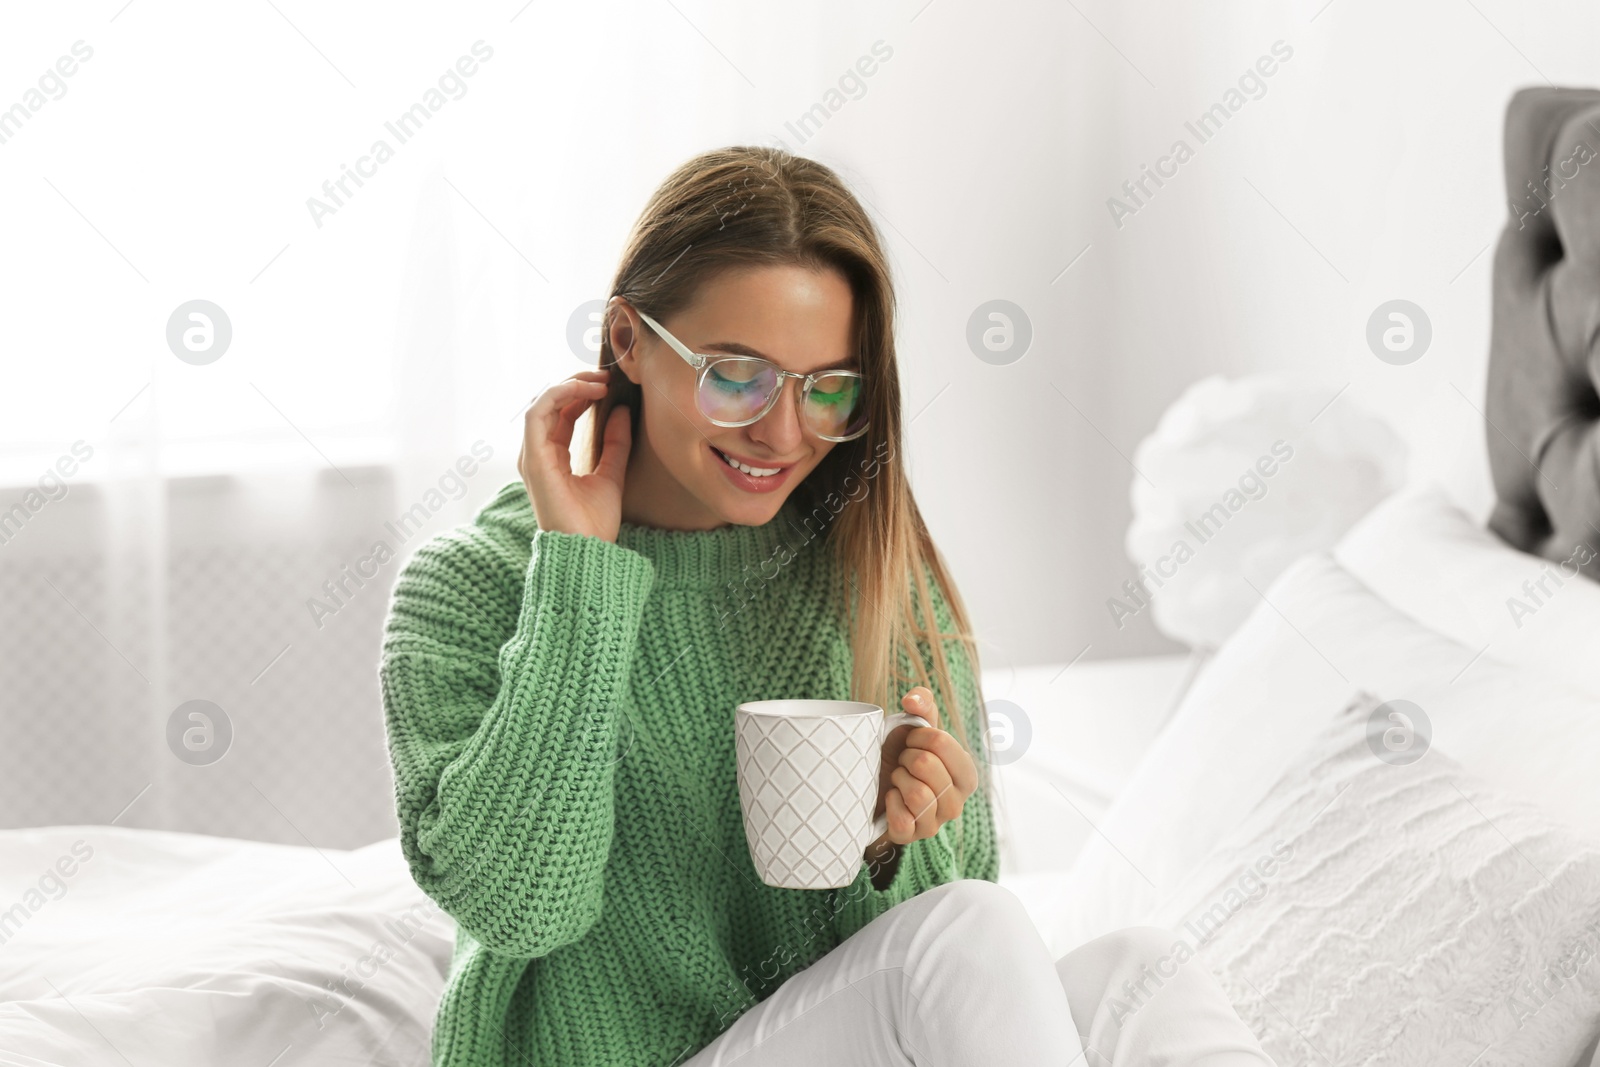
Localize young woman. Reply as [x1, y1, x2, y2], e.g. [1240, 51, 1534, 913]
[379, 146, 1275, 1067]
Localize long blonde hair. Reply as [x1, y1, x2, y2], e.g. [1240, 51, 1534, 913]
[580, 146, 993, 820]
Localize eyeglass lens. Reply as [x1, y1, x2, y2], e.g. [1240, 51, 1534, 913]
[698, 358, 868, 439]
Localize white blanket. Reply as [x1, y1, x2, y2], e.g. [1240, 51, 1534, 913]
[0, 826, 453, 1067]
[0, 825, 1078, 1066]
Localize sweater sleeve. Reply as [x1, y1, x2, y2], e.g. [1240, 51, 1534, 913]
[827, 568, 999, 942]
[379, 523, 655, 958]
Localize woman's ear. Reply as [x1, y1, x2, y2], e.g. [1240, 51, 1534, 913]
[607, 298, 643, 385]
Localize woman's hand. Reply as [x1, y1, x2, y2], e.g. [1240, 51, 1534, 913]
[517, 368, 633, 543]
[867, 686, 980, 872]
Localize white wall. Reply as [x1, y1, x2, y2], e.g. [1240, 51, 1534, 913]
[1074, 0, 1600, 656]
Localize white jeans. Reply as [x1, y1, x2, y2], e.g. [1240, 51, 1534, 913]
[685, 879, 1275, 1067]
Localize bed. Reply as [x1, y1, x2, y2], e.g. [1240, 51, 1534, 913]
[8, 87, 1600, 1065]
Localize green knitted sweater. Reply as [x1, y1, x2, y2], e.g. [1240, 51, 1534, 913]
[379, 481, 997, 1067]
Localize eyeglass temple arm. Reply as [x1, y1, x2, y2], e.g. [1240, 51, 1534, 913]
[635, 310, 706, 370]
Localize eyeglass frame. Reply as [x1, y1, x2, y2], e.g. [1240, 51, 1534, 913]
[633, 308, 870, 443]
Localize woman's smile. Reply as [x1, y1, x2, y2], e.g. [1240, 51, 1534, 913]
[710, 444, 797, 493]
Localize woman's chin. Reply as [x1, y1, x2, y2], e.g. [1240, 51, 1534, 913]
[717, 496, 784, 526]
[702, 483, 790, 527]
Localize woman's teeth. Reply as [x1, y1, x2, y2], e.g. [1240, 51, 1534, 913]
[715, 448, 782, 477]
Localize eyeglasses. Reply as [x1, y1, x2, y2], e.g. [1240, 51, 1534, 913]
[635, 309, 870, 443]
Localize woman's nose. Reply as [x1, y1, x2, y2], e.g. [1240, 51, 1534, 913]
[749, 378, 806, 449]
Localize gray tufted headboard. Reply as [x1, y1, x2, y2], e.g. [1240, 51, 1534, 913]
[1486, 87, 1600, 577]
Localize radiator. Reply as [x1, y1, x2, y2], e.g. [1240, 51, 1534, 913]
[0, 464, 500, 849]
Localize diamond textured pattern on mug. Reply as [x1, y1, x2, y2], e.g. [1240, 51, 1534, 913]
[736, 712, 882, 887]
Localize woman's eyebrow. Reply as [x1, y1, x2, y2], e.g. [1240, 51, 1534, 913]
[701, 340, 857, 370]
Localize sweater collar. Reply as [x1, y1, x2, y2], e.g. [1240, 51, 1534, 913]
[617, 497, 813, 589]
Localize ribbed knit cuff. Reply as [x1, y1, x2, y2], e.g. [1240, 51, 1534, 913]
[524, 528, 656, 633]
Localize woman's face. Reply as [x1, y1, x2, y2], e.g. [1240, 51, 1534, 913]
[613, 264, 855, 531]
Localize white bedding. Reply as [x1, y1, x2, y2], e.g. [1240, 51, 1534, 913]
[0, 825, 1110, 1067]
[8, 488, 1600, 1064]
[1035, 488, 1600, 957]
[0, 827, 453, 1067]
[1335, 484, 1600, 699]
[1148, 693, 1600, 1067]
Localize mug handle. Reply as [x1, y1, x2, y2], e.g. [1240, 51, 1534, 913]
[869, 711, 934, 842]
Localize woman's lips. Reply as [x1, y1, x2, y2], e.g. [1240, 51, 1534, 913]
[710, 444, 795, 493]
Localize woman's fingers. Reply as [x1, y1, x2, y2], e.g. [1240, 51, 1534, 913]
[593, 401, 633, 486]
[901, 686, 936, 721]
[534, 378, 608, 428]
[518, 370, 604, 423]
[884, 788, 916, 844]
[552, 392, 595, 450]
[890, 767, 941, 838]
[901, 685, 978, 798]
[517, 368, 625, 543]
[903, 723, 980, 801]
[882, 703, 981, 838]
[526, 374, 609, 462]
[899, 745, 961, 824]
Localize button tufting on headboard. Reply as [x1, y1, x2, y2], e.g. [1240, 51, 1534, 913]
[1486, 87, 1600, 579]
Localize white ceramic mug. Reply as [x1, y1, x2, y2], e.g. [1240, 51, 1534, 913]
[734, 699, 932, 889]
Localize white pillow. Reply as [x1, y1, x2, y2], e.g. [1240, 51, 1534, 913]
[1148, 693, 1600, 1067]
[1336, 484, 1600, 700]
[1039, 552, 1600, 956]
